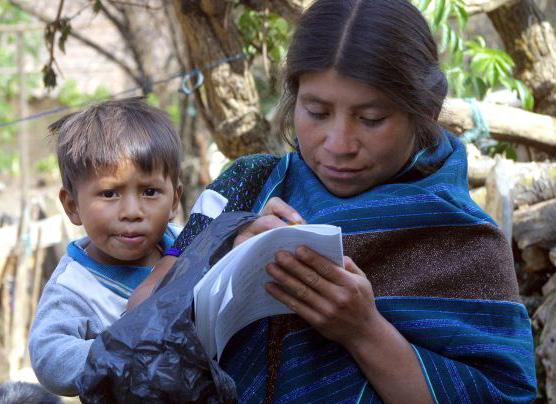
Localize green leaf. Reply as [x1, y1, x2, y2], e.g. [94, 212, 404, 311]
[432, 0, 447, 31]
[92, 0, 103, 14]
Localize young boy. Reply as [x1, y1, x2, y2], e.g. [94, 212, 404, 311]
[28, 98, 183, 397]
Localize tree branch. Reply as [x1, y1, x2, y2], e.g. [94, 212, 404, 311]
[96, 2, 152, 92]
[8, 0, 145, 89]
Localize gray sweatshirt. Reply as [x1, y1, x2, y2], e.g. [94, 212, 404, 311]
[29, 225, 180, 396]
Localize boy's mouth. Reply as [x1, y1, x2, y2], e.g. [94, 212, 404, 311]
[115, 233, 146, 244]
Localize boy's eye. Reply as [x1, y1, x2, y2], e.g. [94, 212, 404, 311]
[144, 188, 159, 197]
[102, 190, 116, 198]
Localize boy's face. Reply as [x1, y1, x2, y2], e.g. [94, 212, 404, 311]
[60, 160, 182, 267]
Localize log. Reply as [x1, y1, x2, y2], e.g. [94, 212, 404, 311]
[463, 0, 518, 15]
[467, 152, 556, 206]
[467, 144, 496, 187]
[513, 199, 556, 249]
[485, 157, 513, 241]
[470, 186, 487, 209]
[439, 98, 556, 154]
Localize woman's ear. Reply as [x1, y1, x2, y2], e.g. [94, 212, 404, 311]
[59, 188, 82, 226]
[170, 183, 183, 220]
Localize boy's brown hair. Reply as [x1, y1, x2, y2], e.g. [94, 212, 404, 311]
[49, 97, 182, 196]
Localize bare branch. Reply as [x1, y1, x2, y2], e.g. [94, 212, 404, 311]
[8, 0, 144, 88]
[96, 2, 152, 92]
[106, 0, 163, 10]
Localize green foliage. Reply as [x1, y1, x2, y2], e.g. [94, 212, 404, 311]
[146, 93, 180, 126]
[238, 9, 292, 64]
[58, 80, 111, 107]
[35, 154, 58, 175]
[412, 0, 534, 110]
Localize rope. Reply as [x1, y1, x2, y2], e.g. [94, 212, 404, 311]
[0, 52, 246, 129]
[460, 98, 490, 144]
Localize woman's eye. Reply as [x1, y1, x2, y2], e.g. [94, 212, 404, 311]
[144, 188, 158, 197]
[307, 109, 328, 120]
[359, 116, 386, 127]
[102, 190, 116, 198]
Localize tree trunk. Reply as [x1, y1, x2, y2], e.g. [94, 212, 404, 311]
[172, 0, 286, 159]
[488, 0, 556, 116]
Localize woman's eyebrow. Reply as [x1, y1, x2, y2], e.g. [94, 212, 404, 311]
[352, 100, 388, 110]
[299, 94, 387, 110]
[298, 94, 330, 105]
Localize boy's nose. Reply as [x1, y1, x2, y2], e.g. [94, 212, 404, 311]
[119, 196, 143, 221]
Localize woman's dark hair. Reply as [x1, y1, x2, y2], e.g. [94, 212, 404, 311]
[274, 0, 448, 151]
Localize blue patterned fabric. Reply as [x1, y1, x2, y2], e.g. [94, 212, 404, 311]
[216, 131, 537, 403]
[252, 131, 493, 234]
[222, 297, 535, 403]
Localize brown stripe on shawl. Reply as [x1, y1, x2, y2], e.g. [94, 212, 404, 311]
[265, 223, 520, 401]
[343, 223, 520, 302]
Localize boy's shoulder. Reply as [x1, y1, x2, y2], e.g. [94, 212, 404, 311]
[42, 238, 127, 328]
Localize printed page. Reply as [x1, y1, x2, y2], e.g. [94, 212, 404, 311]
[193, 224, 343, 359]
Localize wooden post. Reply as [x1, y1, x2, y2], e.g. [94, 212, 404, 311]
[8, 30, 32, 377]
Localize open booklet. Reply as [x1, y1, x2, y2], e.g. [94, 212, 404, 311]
[193, 224, 344, 360]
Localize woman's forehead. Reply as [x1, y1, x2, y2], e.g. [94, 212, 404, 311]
[297, 69, 393, 108]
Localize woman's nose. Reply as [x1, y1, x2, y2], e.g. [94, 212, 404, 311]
[323, 117, 359, 155]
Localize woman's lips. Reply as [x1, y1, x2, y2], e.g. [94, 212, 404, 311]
[321, 164, 364, 180]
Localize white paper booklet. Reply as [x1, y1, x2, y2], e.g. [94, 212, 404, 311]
[193, 224, 343, 360]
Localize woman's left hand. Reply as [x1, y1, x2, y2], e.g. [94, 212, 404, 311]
[265, 247, 379, 349]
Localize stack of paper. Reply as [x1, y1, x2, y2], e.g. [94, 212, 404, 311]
[193, 224, 344, 360]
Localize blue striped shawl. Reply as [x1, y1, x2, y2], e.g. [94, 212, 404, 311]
[220, 132, 537, 403]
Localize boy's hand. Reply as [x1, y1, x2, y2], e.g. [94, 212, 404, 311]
[127, 255, 177, 311]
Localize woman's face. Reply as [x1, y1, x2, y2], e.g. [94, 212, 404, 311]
[294, 69, 415, 197]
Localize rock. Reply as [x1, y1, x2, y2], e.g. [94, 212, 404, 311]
[544, 274, 556, 297]
[535, 292, 556, 403]
[522, 246, 551, 272]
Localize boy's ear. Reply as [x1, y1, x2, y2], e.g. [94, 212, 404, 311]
[59, 188, 82, 226]
[170, 183, 183, 220]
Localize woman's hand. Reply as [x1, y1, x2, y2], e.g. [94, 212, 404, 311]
[265, 247, 379, 349]
[265, 247, 434, 403]
[233, 197, 305, 247]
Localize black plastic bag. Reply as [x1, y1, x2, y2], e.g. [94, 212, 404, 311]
[77, 212, 258, 404]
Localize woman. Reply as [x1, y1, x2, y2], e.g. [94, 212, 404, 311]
[129, 0, 536, 402]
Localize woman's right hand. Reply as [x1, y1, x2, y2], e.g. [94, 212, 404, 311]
[233, 197, 305, 247]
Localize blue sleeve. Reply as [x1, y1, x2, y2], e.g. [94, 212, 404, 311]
[172, 154, 279, 252]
